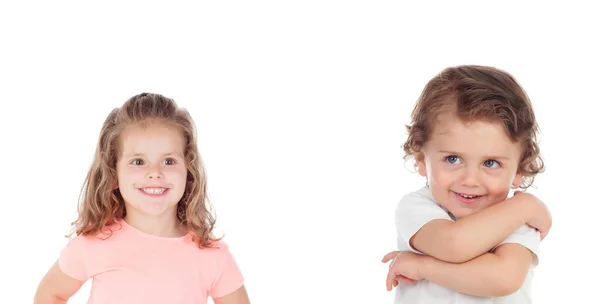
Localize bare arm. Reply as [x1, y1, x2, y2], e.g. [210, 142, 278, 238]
[418, 243, 533, 297]
[34, 260, 85, 304]
[410, 193, 548, 263]
[213, 285, 250, 304]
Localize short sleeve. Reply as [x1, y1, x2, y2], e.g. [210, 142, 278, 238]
[58, 235, 89, 281]
[208, 242, 244, 299]
[395, 187, 453, 253]
[492, 225, 541, 267]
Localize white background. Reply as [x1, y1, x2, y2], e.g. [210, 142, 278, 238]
[1, 1, 598, 303]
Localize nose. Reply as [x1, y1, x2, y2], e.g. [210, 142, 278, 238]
[145, 163, 164, 179]
[461, 165, 480, 187]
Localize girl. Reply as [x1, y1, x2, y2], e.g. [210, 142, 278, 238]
[382, 65, 552, 303]
[34, 93, 250, 304]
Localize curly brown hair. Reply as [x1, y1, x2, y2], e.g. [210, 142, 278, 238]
[402, 65, 544, 189]
[70, 93, 219, 248]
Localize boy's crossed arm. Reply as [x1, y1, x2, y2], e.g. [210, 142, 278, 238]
[384, 242, 535, 297]
[408, 192, 549, 263]
[385, 192, 550, 297]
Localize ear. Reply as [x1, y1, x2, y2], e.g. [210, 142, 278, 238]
[415, 153, 427, 177]
[512, 171, 523, 188]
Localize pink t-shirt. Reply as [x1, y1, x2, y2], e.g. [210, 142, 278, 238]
[58, 219, 244, 304]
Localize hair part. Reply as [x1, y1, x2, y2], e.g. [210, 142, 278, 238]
[402, 65, 544, 188]
[70, 93, 219, 248]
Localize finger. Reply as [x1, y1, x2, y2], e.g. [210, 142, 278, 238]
[382, 251, 400, 263]
[386, 268, 398, 291]
[396, 275, 415, 285]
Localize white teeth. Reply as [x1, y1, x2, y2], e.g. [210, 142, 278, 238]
[142, 188, 166, 195]
[459, 193, 477, 198]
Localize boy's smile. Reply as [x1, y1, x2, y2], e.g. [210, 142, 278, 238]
[416, 113, 523, 218]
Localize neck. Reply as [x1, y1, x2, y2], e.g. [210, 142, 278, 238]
[123, 210, 187, 238]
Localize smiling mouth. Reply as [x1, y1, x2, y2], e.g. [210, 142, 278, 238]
[457, 193, 481, 199]
[139, 187, 169, 196]
[452, 191, 484, 201]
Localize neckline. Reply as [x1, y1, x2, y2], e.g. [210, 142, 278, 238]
[118, 218, 191, 241]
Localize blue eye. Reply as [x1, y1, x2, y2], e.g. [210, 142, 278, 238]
[445, 155, 462, 165]
[130, 159, 144, 165]
[483, 160, 499, 168]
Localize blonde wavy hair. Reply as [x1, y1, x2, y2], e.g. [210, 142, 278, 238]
[70, 93, 219, 248]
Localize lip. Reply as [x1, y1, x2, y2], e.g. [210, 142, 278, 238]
[138, 187, 170, 197]
[452, 191, 484, 205]
[139, 185, 169, 188]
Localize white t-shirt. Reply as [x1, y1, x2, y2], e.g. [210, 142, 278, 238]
[394, 186, 540, 304]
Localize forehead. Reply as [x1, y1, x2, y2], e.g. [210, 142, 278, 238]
[119, 122, 185, 155]
[427, 113, 522, 158]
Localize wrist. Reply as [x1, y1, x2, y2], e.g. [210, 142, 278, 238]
[417, 255, 434, 279]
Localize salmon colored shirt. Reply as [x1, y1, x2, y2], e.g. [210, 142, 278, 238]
[58, 219, 244, 304]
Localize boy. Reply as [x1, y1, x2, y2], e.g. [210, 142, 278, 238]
[383, 65, 552, 303]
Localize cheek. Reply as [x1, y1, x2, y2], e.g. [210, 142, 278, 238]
[116, 167, 126, 186]
[484, 174, 513, 198]
[427, 162, 452, 185]
[166, 167, 188, 185]
[117, 168, 143, 186]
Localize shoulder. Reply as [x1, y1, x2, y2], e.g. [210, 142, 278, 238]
[193, 239, 240, 275]
[58, 232, 111, 281]
[185, 238, 235, 262]
[63, 232, 102, 249]
[398, 186, 436, 205]
[394, 187, 453, 241]
[200, 239, 234, 259]
[63, 222, 129, 251]
[396, 186, 447, 214]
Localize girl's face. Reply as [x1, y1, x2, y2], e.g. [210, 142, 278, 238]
[116, 122, 188, 220]
[416, 113, 523, 218]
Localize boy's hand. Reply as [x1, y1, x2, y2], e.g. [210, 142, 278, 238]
[382, 251, 423, 291]
[514, 191, 552, 240]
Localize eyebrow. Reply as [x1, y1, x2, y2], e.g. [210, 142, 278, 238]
[124, 152, 183, 158]
[437, 150, 511, 160]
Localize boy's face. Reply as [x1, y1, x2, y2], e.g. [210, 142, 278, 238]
[417, 113, 523, 218]
[116, 122, 188, 220]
